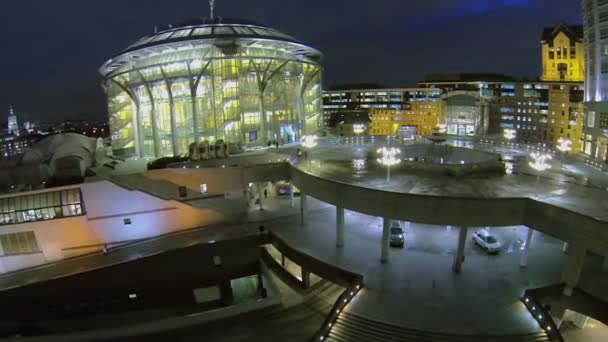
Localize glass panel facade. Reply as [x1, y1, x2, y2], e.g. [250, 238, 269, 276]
[103, 35, 323, 158]
[0, 188, 84, 226]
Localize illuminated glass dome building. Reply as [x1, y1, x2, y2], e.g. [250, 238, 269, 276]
[99, 17, 323, 158]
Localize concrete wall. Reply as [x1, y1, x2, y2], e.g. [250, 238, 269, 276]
[399, 144, 496, 163]
[0, 180, 227, 273]
[0, 234, 269, 320]
[142, 163, 289, 198]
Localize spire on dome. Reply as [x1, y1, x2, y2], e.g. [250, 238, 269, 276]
[9, 106, 14, 116]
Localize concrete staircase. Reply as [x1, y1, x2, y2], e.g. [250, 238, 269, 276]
[304, 280, 344, 314]
[327, 312, 551, 342]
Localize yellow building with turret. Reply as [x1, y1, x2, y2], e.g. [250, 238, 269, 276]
[541, 24, 584, 82]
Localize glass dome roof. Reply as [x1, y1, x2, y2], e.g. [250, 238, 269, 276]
[122, 17, 307, 53]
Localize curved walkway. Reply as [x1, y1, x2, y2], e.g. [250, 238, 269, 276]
[290, 144, 608, 255]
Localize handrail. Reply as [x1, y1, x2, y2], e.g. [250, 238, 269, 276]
[311, 281, 363, 342]
[261, 231, 364, 342]
[522, 289, 564, 342]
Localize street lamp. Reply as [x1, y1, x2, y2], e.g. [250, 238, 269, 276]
[556, 137, 572, 154]
[301, 135, 318, 149]
[529, 152, 552, 194]
[529, 152, 552, 173]
[353, 124, 365, 145]
[377, 147, 400, 183]
[503, 128, 516, 141]
[353, 124, 365, 135]
[301, 135, 318, 167]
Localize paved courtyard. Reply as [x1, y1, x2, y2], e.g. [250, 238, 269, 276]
[1, 138, 607, 338]
[265, 195, 566, 335]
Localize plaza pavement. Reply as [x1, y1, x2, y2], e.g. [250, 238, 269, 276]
[1, 139, 607, 337]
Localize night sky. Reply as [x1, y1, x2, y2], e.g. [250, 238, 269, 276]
[0, 0, 582, 123]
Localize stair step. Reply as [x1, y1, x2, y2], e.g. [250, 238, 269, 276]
[325, 312, 550, 342]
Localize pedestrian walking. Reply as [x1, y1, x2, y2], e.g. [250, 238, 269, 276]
[264, 188, 268, 199]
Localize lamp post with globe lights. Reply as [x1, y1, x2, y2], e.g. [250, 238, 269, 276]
[353, 124, 365, 145]
[529, 152, 552, 195]
[557, 137, 572, 155]
[503, 128, 516, 144]
[353, 124, 365, 135]
[377, 147, 401, 183]
[301, 135, 318, 168]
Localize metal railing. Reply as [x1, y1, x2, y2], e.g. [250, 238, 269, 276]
[521, 289, 564, 342]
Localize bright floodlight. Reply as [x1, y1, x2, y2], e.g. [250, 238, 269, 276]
[301, 135, 318, 148]
[503, 128, 516, 140]
[353, 124, 365, 134]
[529, 152, 552, 171]
[557, 137, 572, 153]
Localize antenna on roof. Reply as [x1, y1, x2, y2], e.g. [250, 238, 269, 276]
[209, 0, 216, 20]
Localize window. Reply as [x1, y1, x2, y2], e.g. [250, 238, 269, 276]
[0, 231, 40, 255]
[0, 188, 84, 226]
[599, 112, 608, 129]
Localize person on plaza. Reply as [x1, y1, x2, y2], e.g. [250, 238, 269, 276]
[264, 188, 268, 199]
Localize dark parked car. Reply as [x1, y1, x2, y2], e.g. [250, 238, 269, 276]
[389, 220, 405, 248]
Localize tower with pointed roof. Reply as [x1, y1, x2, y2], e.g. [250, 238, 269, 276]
[7, 106, 19, 136]
[540, 23, 585, 82]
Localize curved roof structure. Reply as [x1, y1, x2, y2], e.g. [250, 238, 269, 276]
[100, 17, 322, 77]
[20, 133, 102, 167]
[289, 144, 608, 255]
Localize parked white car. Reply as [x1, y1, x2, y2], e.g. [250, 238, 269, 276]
[472, 230, 501, 253]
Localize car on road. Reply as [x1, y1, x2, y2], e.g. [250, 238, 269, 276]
[389, 220, 404, 248]
[472, 229, 501, 253]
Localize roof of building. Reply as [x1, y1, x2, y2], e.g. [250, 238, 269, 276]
[423, 73, 517, 83]
[101, 16, 322, 77]
[20, 133, 102, 166]
[122, 17, 307, 54]
[541, 23, 583, 43]
[329, 83, 387, 91]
